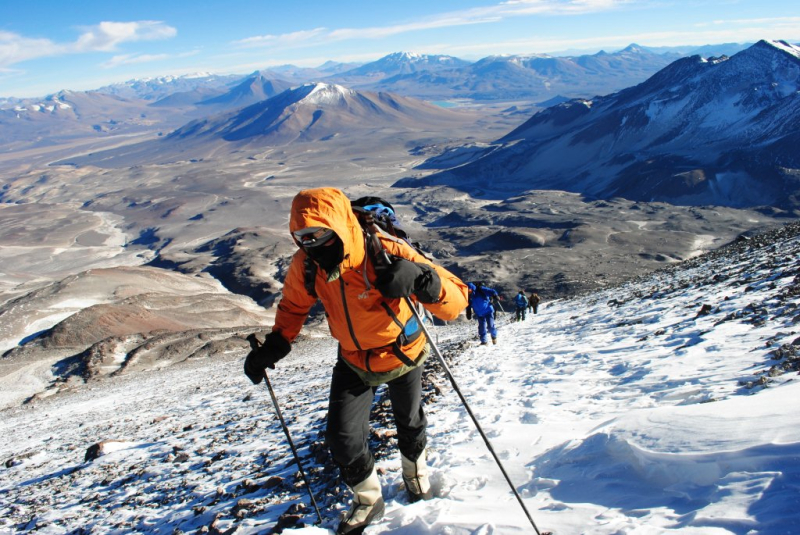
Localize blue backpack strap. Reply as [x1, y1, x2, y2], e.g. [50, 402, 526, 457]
[378, 302, 420, 367]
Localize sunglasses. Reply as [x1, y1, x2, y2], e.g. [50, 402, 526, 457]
[361, 204, 394, 217]
[293, 227, 336, 248]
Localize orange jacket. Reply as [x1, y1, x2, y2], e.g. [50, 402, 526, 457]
[273, 188, 468, 373]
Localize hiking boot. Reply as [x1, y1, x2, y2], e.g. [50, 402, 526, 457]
[480, 340, 488, 345]
[492, 337, 497, 345]
[401, 451, 433, 503]
[337, 467, 384, 534]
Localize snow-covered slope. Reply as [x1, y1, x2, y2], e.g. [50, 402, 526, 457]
[401, 40, 800, 209]
[1, 222, 799, 533]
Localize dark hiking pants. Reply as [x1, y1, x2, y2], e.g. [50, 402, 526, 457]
[477, 313, 497, 343]
[326, 357, 427, 487]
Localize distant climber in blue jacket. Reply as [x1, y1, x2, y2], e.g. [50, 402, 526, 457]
[466, 281, 500, 345]
[514, 290, 528, 322]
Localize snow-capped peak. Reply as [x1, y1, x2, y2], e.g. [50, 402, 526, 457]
[181, 72, 215, 79]
[620, 43, 646, 54]
[301, 82, 355, 104]
[381, 51, 462, 65]
[396, 51, 422, 60]
[760, 39, 800, 59]
[383, 51, 427, 63]
[4, 91, 73, 113]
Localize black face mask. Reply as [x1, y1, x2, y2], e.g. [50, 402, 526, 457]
[305, 235, 344, 273]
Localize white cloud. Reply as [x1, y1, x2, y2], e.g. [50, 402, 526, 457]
[233, 0, 628, 49]
[72, 21, 177, 53]
[100, 49, 199, 69]
[709, 16, 800, 26]
[0, 21, 177, 68]
[100, 53, 169, 69]
[235, 28, 328, 48]
[498, 0, 626, 15]
[442, 21, 800, 57]
[0, 31, 59, 67]
[327, 16, 499, 41]
[0, 66, 24, 78]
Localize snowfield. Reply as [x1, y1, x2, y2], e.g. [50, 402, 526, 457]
[1, 223, 799, 534]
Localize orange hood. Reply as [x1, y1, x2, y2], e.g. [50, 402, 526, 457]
[289, 187, 366, 269]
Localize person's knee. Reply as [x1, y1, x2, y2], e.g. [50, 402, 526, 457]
[326, 422, 366, 466]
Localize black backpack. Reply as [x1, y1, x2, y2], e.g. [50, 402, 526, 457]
[301, 196, 435, 368]
[303, 196, 430, 299]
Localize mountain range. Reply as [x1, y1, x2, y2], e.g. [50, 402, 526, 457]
[0, 89, 181, 149]
[398, 40, 800, 210]
[0, 43, 762, 158]
[58, 82, 480, 166]
[340, 51, 470, 78]
[93, 73, 241, 101]
[170, 82, 471, 144]
[8, 40, 798, 213]
[0, 44, 712, 105]
[359, 45, 683, 100]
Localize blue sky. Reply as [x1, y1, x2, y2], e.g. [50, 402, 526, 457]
[1, 0, 798, 98]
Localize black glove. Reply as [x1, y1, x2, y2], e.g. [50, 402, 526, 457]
[244, 332, 291, 384]
[466, 307, 472, 320]
[375, 256, 442, 303]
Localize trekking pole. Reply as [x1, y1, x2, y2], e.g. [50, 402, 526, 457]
[365, 227, 545, 533]
[403, 297, 546, 535]
[247, 334, 323, 525]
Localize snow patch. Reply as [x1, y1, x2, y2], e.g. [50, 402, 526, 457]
[763, 39, 800, 60]
[303, 83, 354, 104]
[1, 225, 799, 533]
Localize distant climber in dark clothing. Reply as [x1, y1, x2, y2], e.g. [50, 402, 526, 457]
[466, 282, 499, 345]
[514, 291, 528, 321]
[529, 292, 541, 314]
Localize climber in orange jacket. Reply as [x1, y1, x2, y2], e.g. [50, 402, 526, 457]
[244, 187, 468, 534]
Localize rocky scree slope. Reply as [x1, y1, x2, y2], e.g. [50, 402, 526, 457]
[1, 221, 798, 533]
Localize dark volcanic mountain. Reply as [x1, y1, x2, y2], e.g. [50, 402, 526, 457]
[169, 82, 474, 144]
[58, 82, 478, 166]
[398, 40, 800, 210]
[196, 72, 295, 109]
[253, 61, 363, 84]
